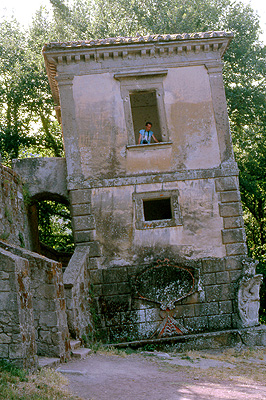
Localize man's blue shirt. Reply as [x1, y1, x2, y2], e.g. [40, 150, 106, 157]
[139, 129, 153, 144]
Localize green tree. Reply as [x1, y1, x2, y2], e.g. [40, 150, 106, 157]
[37, 200, 74, 252]
[0, 15, 64, 163]
[0, 19, 34, 161]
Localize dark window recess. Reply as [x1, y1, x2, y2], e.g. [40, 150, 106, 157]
[130, 91, 162, 143]
[143, 198, 172, 221]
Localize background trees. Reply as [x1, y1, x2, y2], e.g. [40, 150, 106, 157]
[1, 0, 266, 315]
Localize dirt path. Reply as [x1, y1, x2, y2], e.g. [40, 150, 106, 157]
[57, 346, 266, 400]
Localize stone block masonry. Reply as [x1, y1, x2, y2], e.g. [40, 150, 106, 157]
[0, 249, 37, 369]
[0, 241, 71, 363]
[88, 256, 246, 344]
[0, 29, 263, 360]
[0, 164, 31, 249]
[216, 176, 247, 256]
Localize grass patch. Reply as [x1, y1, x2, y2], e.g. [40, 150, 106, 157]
[158, 346, 266, 385]
[0, 361, 81, 400]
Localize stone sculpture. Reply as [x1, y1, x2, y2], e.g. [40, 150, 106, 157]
[238, 259, 262, 327]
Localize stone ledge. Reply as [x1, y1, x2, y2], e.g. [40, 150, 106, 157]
[38, 357, 61, 369]
[126, 142, 172, 151]
[104, 325, 266, 351]
[69, 164, 239, 190]
[71, 348, 92, 359]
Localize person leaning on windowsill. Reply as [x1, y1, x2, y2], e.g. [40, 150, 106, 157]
[138, 122, 159, 144]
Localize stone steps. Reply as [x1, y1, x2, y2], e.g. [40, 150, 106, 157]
[71, 347, 92, 359]
[38, 357, 61, 369]
[70, 339, 82, 349]
[70, 339, 92, 359]
[38, 339, 91, 368]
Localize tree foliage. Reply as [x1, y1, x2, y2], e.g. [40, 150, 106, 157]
[0, 16, 63, 164]
[38, 200, 74, 252]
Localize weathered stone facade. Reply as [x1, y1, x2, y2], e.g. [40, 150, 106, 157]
[1, 32, 264, 360]
[0, 241, 71, 368]
[39, 31, 264, 343]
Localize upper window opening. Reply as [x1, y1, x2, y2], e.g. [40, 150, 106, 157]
[143, 198, 172, 221]
[130, 91, 162, 144]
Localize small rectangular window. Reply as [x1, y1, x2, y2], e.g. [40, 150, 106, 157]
[143, 198, 172, 221]
[133, 190, 182, 229]
[130, 91, 162, 144]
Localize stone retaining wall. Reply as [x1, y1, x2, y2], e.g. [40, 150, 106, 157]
[0, 164, 31, 249]
[0, 241, 71, 362]
[88, 256, 247, 343]
[0, 249, 37, 369]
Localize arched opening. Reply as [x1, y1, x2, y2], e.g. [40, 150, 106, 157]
[28, 193, 74, 271]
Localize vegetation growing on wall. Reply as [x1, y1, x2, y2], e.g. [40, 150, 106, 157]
[0, 0, 266, 316]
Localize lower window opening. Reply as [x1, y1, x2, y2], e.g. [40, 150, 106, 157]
[143, 198, 172, 221]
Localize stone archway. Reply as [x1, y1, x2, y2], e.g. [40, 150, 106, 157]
[28, 193, 74, 270]
[12, 157, 73, 269]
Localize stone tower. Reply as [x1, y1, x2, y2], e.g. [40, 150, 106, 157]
[30, 31, 263, 344]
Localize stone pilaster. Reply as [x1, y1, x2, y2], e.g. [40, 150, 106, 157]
[56, 75, 84, 189]
[206, 64, 234, 163]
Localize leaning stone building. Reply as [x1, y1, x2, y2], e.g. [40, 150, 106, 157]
[39, 31, 263, 343]
[1, 32, 265, 366]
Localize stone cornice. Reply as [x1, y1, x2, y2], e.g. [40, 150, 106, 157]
[66, 160, 239, 190]
[43, 31, 233, 107]
[43, 31, 233, 51]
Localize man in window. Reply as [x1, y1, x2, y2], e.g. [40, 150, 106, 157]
[138, 122, 159, 144]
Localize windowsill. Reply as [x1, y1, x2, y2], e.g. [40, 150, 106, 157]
[127, 141, 172, 151]
[137, 218, 182, 230]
